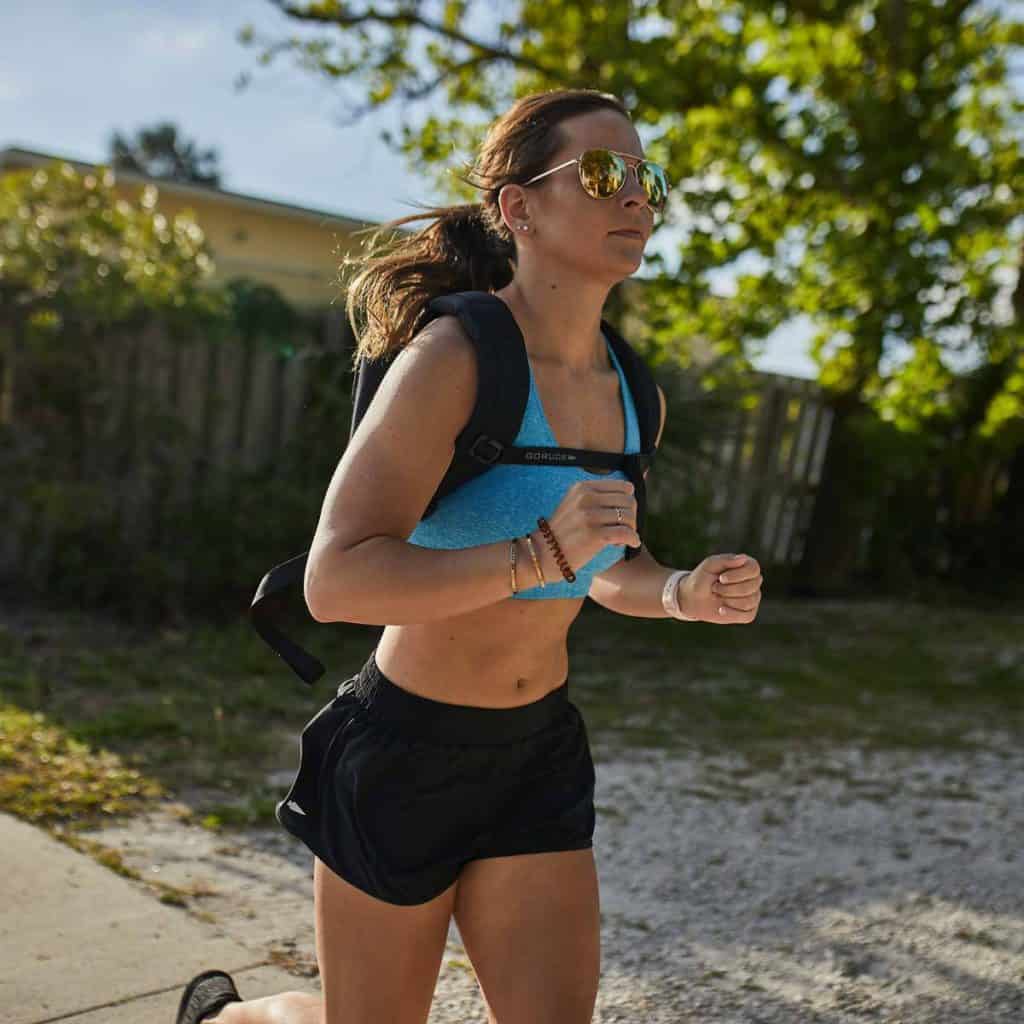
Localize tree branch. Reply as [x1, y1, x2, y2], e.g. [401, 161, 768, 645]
[272, 1, 557, 79]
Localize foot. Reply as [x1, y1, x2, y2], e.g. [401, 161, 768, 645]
[175, 969, 242, 1024]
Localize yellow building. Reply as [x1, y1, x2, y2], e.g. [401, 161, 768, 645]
[1, 144, 384, 316]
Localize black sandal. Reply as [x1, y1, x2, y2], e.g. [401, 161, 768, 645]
[175, 969, 242, 1024]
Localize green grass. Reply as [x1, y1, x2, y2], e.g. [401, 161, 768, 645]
[568, 596, 1023, 758]
[0, 595, 1020, 839]
[0, 601, 381, 835]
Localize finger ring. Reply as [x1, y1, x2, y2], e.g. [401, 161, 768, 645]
[615, 507, 623, 523]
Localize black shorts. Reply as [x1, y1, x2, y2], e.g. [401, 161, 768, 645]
[275, 646, 596, 906]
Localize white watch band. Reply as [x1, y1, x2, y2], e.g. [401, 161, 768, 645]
[662, 569, 698, 621]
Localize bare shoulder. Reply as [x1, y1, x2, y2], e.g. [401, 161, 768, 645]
[398, 312, 477, 378]
[361, 310, 479, 439]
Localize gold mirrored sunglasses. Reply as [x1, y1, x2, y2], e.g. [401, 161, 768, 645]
[522, 147, 670, 212]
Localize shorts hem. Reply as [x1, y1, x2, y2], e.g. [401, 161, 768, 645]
[464, 835, 594, 863]
[276, 803, 460, 907]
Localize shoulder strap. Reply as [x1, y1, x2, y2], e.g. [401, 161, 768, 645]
[419, 291, 529, 516]
[249, 552, 323, 685]
[600, 317, 660, 455]
[598, 317, 661, 562]
[349, 345, 396, 440]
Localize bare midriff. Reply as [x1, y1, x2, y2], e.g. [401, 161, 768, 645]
[374, 594, 588, 708]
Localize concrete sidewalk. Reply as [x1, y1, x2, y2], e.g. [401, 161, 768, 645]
[1, 811, 304, 1024]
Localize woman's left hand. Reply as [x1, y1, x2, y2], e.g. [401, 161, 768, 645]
[679, 553, 763, 624]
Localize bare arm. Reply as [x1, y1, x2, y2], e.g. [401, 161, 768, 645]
[304, 317, 560, 625]
[586, 542, 700, 619]
[308, 534, 542, 625]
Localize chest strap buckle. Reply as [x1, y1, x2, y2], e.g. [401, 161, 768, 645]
[468, 434, 505, 465]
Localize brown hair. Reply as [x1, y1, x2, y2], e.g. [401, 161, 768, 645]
[339, 87, 631, 370]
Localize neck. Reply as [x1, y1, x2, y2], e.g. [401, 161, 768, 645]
[493, 268, 613, 373]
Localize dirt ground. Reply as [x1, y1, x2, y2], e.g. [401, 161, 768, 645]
[76, 726, 1024, 1023]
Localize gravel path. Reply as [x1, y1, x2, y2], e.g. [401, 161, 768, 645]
[76, 726, 1024, 1022]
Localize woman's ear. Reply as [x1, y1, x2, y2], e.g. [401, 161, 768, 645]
[498, 183, 530, 233]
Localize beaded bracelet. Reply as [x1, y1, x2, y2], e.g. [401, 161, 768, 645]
[536, 516, 576, 583]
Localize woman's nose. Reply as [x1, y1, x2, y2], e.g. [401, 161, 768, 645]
[620, 172, 649, 208]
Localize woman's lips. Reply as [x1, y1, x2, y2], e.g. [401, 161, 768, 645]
[610, 230, 644, 239]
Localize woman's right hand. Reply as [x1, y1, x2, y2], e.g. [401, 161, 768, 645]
[528, 479, 641, 581]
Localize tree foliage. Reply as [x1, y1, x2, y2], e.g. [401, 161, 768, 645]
[108, 120, 223, 186]
[0, 160, 229, 428]
[239, 0, 1023, 456]
[0, 161, 226, 335]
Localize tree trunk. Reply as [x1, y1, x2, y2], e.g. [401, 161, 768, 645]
[791, 394, 868, 596]
[0, 317, 22, 426]
[992, 442, 1024, 581]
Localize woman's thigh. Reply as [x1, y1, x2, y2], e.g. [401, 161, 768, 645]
[314, 855, 457, 1024]
[452, 848, 601, 1024]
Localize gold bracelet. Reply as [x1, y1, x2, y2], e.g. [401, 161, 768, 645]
[523, 532, 546, 588]
[509, 538, 518, 594]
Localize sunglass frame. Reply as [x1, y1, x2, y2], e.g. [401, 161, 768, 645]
[522, 148, 669, 209]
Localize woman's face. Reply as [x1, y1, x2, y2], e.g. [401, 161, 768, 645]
[504, 108, 655, 283]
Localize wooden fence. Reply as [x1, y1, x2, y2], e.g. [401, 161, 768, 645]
[84, 308, 351, 509]
[638, 370, 835, 571]
[7, 317, 832, 578]
[49, 312, 832, 573]
[707, 373, 834, 569]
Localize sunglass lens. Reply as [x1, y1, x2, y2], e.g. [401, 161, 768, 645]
[579, 149, 627, 199]
[638, 162, 669, 210]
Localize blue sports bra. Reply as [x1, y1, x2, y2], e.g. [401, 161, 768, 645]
[407, 332, 640, 598]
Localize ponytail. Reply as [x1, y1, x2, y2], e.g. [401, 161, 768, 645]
[340, 201, 515, 370]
